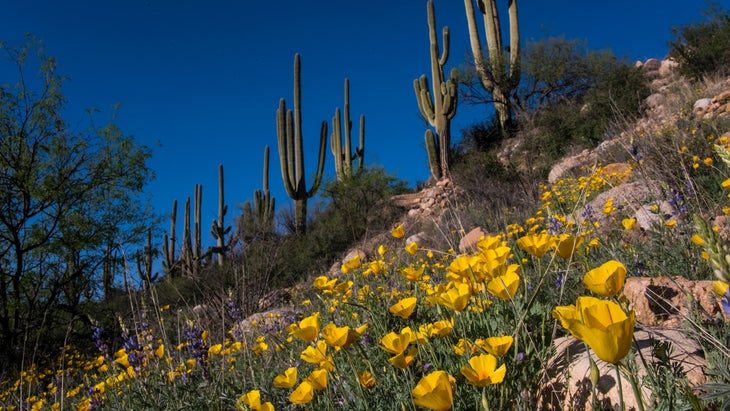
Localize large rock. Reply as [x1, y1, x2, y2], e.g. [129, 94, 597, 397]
[539, 327, 706, 410]
[458, 227, 487, 253]
[623, 276, 724, 327]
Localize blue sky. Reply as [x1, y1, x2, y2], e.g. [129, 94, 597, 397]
[3, 0, 728, 256]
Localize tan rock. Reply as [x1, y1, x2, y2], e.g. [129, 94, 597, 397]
[539, 327, 706, 410]
[623, 276, 723, 327]
[458, 227, 487, 253]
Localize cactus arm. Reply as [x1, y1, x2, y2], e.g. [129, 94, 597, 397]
[356, 114, 365, 172]
[307, 120, 327, 198]
[277, 99, 297, 199]
[343, 78, 353, 177]
[331, 107, 344, 181]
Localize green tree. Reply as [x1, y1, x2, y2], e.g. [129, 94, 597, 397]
[0, 37, 154, 367]
[669, 2, 730, 81]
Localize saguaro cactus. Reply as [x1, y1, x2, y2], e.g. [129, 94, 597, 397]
[180, 184, 203, 276]
[414, 0, 458, 180]
[331, 78, 365, 181]
[254, 146, 276, 230]
[463, 0, 520, 133]
[241, 145, 276, 238]
[162, 199, 178, 276]
[211, 164, 231, 267]
[277, 53, 327, 235]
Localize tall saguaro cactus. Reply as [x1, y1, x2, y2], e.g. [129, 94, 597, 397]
[211, 164, 231, 267]
[254, 146, 276, 230]
[241, 145, 276, 237]
[414, 0, 459, 180]
[277, 53, 327, 235]
[162, 199, 178, 276]
[180, 184, 203, 276]
[463, 0, 520, 133]
[331, 78, 365, 181]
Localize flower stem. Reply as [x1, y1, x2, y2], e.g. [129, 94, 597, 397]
[615, 363, 625, 411]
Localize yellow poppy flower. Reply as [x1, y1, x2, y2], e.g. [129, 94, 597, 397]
[553, 234, 582, 259]
[437, 283, 472, 312]
[691, 234, 704, 246]
[452, 338, 479, 356]
[357, 370, 376, 389]
[273, 367, 297, 389]
[388, 346, 418, 369]
[406, 241, 419, 255]
[289, 312, 320, 342]
[313, 276, 337, 293]
[713, 281, 729, 296]
[391, 225, 405, 238]
[343, 323, 368, 347]
[239, 390, 263, 409]
[517, 233, 554, 257]
[401, 265, 425, 281]
[389, 297, 417, 319]
[289, 381, 314, 404]
[341, 255, 361, 273]
[583, 260, 627, 297]
[155, 344, 165, 359]
[552, 296, 635, 364]
[377, 244, 387, 255]
[306, 368, 328, 391]
[421, 318, 454, 338]
[665, 219, 677, 229]
[321, 323, 350, 348]
[460, 353, 507, 386]
[622, 217, 636, 230]
[411, 370, 456, 411]
[300, 340, 334, 371]
[379, 327, 414, 355]
[476, 335, 513, 357]
[486, 270, 520, 300]
[208, 343, 223, 356]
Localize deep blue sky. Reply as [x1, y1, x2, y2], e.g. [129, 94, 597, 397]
[3, 0, 727, 257]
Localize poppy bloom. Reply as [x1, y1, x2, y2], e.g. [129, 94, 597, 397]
[517, 233, 554, 257]
[289, 312, 320, 342]
[486, 270, 520, 300]
[583, 260, 626, 297]
[437, 283, 472, 312]
[476, 335, 513, 357]
[289, 381, 314, 404]
[306, 368, 328, 391]
[300, 340, 334, 371]
[553, 234, 582, 259]
[358, 370, 376, 389]
[392, 225, 405, 238]
[389, 297, 417, 319]
[411, 370, 456, 411]
[460, 353, 506, 386]
[406, 241, 419, 255]
[273, 367, 297, 388]
[552, 296, 635, 364]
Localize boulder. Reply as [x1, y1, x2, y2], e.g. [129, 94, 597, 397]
[623, 276, 724, 327]
[458, 227, 487, 253]
[539, 327, 706, 410]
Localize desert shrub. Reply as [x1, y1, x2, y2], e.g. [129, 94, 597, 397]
[273, 167, 408, 286]
[669, 2, 730, 81]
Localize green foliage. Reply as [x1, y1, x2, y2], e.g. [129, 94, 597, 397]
[276, 167, 408, 287]
[525, 56, 649, 175]
[0, 37, 154, 369]
[669, 2, 730, 81]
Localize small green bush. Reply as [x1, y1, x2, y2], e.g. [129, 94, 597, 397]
[669, 2, 730, 81]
